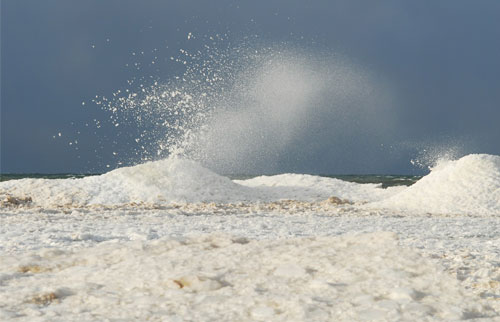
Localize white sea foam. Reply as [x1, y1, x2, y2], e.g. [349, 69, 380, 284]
[236, 173, 400, 203]
[0, 157, 397, 207]
[0, 158, 252, 206]
[0, 233, 496, 320]
[370, 154, 500, 215]
[1, 156, 500, 320]
[1, 154, 499, 216]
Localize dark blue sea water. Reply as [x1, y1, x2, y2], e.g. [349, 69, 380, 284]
[0, 173, 420, 188]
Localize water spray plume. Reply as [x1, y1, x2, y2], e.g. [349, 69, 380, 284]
[91, 40, 393, 174]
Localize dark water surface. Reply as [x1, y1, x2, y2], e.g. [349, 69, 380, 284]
[1, 173, 421, 188]
[0, 174, 99, 182]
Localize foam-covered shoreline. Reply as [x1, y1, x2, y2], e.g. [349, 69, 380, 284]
[1, 154, 499, 216]
[1, 232, 498, 320]
[1, 155, 499, 320]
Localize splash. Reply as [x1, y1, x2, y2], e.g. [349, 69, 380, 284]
[89, 37, 394, 174]
[182, 51, 382, 174]
[409, 141, 466, 171]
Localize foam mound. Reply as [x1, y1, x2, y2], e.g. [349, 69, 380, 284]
[237, 173, 401, 202]
[4, 154, 498, 214]
[371, 154, 500, 215]
[1, 158, 398, 208]
[0, 158, 254, 207]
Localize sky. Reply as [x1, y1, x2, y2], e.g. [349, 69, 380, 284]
[1, 0, 500, 175]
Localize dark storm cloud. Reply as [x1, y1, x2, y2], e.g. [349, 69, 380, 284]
[1, 0, 499, 174]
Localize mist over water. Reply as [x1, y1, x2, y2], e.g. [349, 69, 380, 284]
[184, 51, 391, 174]
[91, 39, 397, 174]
